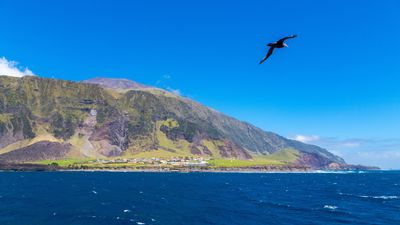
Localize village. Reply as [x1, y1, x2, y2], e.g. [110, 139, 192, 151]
[87, 156, 210, 167]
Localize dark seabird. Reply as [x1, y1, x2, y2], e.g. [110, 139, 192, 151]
[259, 34, 297, 64]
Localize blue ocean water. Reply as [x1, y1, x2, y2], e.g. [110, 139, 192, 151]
[0, 171, 399, 225]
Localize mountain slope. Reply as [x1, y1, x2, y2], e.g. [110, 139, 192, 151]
[82, 77, 148, 90]
[0, 76, 345, 168]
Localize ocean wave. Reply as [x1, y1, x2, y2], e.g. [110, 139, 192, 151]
[323, 205, 338, 210]
[359, 195, 400, 200]
[339, 192, 400, 200]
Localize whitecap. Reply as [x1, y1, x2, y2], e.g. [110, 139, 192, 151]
[324, 205, 338, 210]
[137, 222, 145, 225]
[92, 190, 98, 194]
[123, 209, 131, 213]
[360, 195, 399, 200]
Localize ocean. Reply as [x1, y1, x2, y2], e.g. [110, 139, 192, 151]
[0, 171, 399, 225]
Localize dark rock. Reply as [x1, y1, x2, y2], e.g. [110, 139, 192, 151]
[0, 141, 71, 163]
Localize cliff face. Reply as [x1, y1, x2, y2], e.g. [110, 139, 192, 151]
[0, 76, 345, 168]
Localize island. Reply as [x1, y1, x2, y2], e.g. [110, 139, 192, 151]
[0, 76, 378, 172]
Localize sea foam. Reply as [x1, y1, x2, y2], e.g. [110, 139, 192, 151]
[323, 205, 338, 210]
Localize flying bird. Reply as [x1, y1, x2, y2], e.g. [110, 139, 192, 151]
[259, 34, 297, 64]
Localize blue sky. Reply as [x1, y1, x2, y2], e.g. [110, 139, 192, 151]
[1, 0, 399, 168]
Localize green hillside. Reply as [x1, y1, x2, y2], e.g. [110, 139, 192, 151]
[0, 76, 345, 168]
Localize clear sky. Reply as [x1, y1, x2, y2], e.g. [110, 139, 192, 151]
[1, 0, 399, 168]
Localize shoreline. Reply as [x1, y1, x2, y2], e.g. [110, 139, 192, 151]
[58, 169, 379, 173]
[0, 162, 380, 173]
[0, 166, 380, 173]
[0, 169, 381, 174]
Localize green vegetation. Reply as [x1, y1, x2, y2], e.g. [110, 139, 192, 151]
[20, 112, 35, 139]
[208, 157, 284, 168]
[201, 140, 222, 157]
[0, 113, 13, 135]
[50, 112, 76, 139]
[0, 113, 13, 123]
[162, 118, 179, 128]
[132, 149, 191, 158]
[267, 148, 300, 163]
[153, 119, 196, 157]
[207, 149, 299, 168]
[34, 158, 93, 167]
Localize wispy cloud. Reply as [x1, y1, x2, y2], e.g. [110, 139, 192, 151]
[292, 135, 362, 148]
[292, 135, 320, 143]
[341, 141, 361, 148]
[155, 74, 171, 85]
[155, 74, 183, 96]
[0, 57, 35, 77]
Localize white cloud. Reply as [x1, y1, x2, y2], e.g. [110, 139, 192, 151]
[0, 57, 35, 77]
[292, 135, 362, 148]
[292, 134, 320, 143]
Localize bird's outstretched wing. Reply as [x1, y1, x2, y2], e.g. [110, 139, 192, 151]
[259, 47, 275, 64]
[276, 34, 297, 45]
